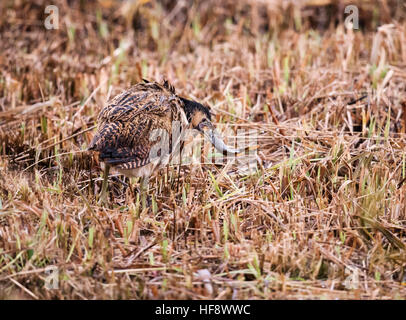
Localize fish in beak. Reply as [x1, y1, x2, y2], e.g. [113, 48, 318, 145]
[197, 119, 241, 154]
[180, 97, 244, 155]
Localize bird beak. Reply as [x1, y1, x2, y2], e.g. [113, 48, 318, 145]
[197, 120, 241, 154]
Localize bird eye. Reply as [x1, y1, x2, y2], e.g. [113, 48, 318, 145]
[197, 118, 213, 132]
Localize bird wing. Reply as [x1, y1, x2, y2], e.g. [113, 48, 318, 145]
[97, 81, 178, 123]
[88, 117, 156, 170]
[89, 85, 184, 171]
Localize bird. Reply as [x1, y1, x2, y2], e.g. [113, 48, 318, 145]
[88, 79, 240, 208]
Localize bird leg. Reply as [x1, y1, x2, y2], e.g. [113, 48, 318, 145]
[98, 163, 110, 205]
[140, 176, 149, 211]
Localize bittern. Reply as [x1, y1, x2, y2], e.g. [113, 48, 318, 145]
[88, 79, 239, 208]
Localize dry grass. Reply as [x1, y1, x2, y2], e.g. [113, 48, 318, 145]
[1, 0, 406, 299]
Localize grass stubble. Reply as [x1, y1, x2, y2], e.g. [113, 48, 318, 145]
[0, 0, 405, 299]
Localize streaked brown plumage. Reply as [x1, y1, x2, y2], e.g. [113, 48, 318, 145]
[89, 79, 239, 206]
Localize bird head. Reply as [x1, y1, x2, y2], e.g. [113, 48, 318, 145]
[180, 97, 240, 154]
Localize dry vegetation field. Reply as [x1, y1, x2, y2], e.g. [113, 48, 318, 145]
[1, 0, 406, 300]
